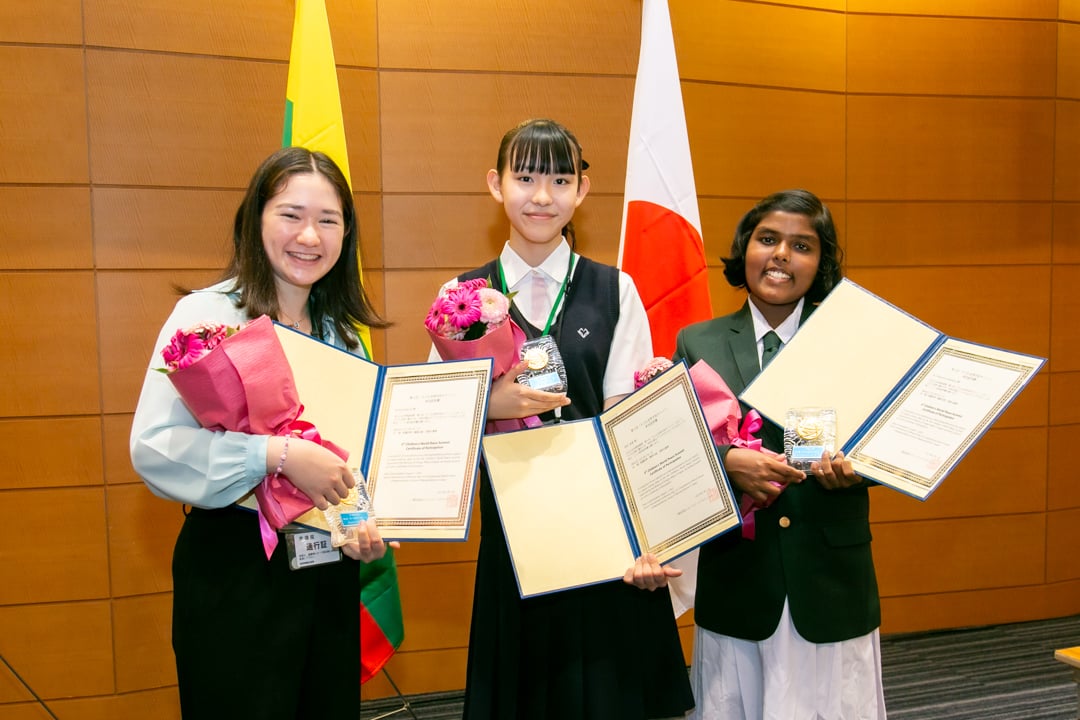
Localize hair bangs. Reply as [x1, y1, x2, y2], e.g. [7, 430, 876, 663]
[507, 126, 579, 176]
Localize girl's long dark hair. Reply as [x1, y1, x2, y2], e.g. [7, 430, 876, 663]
[223, 146, 388, 349]
[494, 118, 589, 249]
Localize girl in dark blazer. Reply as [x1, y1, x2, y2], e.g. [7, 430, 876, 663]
[674, 190, 887, 719]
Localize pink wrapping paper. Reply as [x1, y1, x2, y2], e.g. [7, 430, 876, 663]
[167, 314, 348, 558]
[688, 359, 785, 540]
[428, 319, 542, 433]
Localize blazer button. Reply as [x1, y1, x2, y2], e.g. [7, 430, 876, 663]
[779, 516, 791, 528]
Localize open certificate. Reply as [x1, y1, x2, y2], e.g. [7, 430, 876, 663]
[239, 325, 491, 541]
[482, 361, 740, 598]
[740, 279, 1045, 500]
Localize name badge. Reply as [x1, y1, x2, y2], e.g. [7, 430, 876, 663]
[285, 530, 341, 570]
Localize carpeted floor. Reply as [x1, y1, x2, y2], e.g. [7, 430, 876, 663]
[880, 614, 1080, 719]
[361, 613, 1080, 720]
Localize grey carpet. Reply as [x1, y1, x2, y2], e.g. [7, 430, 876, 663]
[881, 614, 1080, 719]
[361, 613, 1080, 719]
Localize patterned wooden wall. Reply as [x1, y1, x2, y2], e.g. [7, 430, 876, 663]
[0, 0, 1076, 713]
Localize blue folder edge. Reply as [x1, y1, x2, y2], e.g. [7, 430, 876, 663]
[844, 334, 1045, 502]
[482, 358, 740, 599]
[739, 279, 1047, 503]
[238, 322, 490, 542]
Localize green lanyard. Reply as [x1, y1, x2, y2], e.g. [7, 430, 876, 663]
[498, 253, 576, 336]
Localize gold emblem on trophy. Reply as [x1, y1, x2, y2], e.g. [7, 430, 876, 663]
[784, 407, 836, 470]
[523, 345, 550, 371]
[517, 336, 567, 394]
[795, 417, 825, 442]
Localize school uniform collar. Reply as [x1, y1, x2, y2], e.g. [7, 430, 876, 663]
[499, 239, 574, 291]
[748, 297, 805, 345]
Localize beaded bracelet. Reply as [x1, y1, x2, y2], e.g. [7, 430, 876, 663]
[273, 434, 290, 478]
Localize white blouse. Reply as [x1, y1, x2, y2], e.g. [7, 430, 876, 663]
[429, 240, 653, 402]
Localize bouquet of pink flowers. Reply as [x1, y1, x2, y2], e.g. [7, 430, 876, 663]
[159, 314, 348, 558]
[159, 322, 239, 372]
[634, 356, 675, 389]
[633, 356, 785, 540]
[426, 278, 539, 431]
[426, 277, 509, 339]
[426, 278, 521, 374]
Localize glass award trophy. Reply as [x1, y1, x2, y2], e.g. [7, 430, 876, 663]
[784, 407, 836, 470]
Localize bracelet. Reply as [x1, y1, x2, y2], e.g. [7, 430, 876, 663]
[273, 435, 290, 478]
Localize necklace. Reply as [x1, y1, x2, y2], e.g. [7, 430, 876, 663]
[279, 311, 303, 330]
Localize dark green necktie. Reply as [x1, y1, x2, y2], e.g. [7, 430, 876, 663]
[761, 330, 782, 369]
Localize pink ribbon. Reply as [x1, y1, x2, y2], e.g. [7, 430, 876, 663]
[283, 416, 347, 460]
[732, 410, 764, 451]
[254, 405, 350, 559]
[731, 410, 783, 539]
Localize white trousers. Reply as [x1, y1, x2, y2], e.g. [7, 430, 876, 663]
[689, 599, 887, 720]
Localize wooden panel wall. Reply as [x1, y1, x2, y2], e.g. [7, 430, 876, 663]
[0, 0, 1076, 714]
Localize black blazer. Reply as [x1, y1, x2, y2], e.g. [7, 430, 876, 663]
[674, 302, 881, 643]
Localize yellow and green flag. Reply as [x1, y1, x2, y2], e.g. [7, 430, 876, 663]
[282, 0, 402, 685]
[283, 0, 372, 357]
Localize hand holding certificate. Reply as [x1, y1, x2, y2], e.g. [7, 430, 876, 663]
[482, 361, 740, 598]
[740, 279, 1045, 500]
[239, 325, 492, 541]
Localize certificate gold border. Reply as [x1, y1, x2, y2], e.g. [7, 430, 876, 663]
[602, 366, 738, 561]
[848, 344, 1041, 497]
[366, 367, 489, 538]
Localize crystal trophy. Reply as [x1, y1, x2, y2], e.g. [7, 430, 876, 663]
[516, 335, 568, 393]
[783, 407, 836, 470]
[321, 469, 368, 548]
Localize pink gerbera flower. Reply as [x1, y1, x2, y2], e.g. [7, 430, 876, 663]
[162, 332, 209, 372]
[158, 322, 240, 373]
[442, 285, 482, 330]
[424, 304, 446, 334]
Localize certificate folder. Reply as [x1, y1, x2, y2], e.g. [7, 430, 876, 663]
[482, 361, 740, 598]
[740, 279, 1045, 501]
[239, 325, 492, 541]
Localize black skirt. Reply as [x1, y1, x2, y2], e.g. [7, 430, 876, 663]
[172, 505, 360, 719]
[463, 471, 694, 720]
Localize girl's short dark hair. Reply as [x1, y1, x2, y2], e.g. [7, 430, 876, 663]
[721, 189, 843, 303]
[224, 146, 388, 350]
[494, 118, 588, 248]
